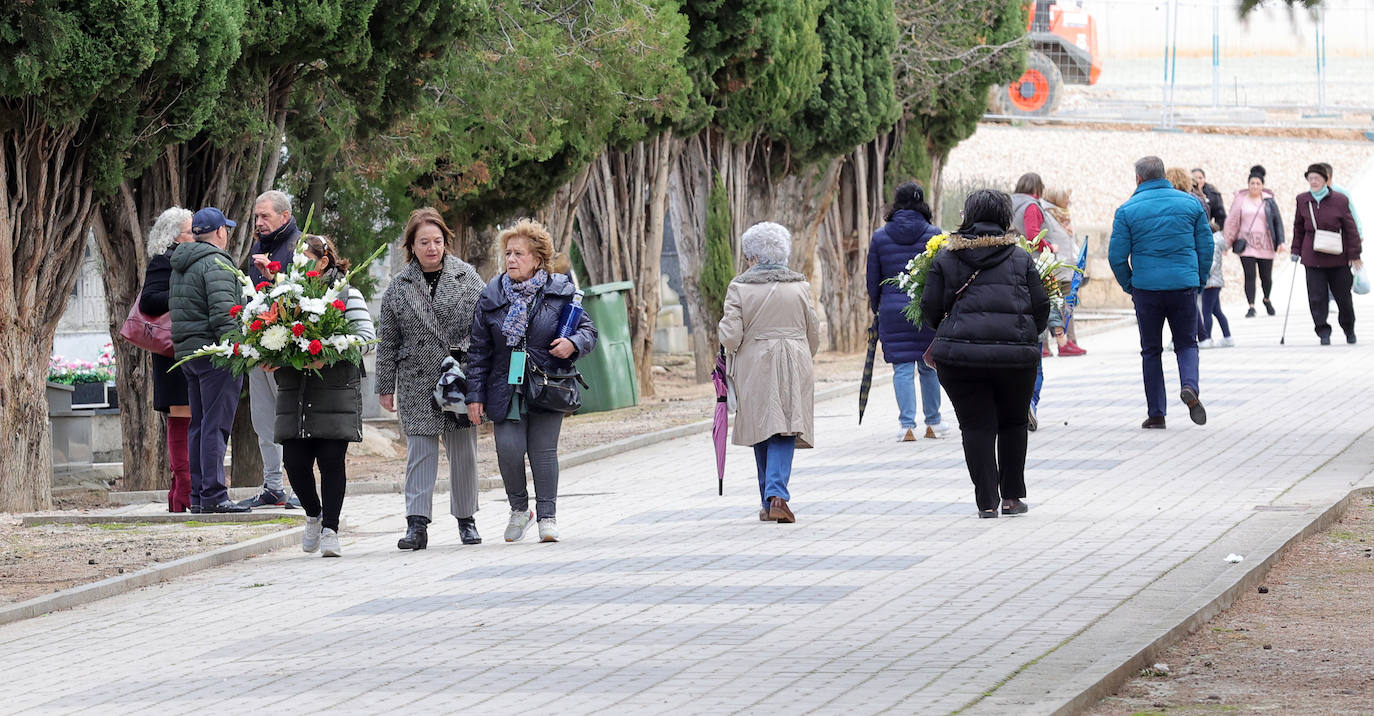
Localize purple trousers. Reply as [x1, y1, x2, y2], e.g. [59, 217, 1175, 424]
[182, 358, 242, 507]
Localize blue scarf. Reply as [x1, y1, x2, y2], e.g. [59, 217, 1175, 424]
[1310, 186, 1330, 202]
[500, 270, 548, 347]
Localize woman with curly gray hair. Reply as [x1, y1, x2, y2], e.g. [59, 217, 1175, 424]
[138, 207, 196, 511]
[718, 222, 819, 523]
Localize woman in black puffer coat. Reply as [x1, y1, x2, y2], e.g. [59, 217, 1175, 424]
[921, 189, 1050, 519]
[866, 182, 948, 442]
[270, 236, 375, 557]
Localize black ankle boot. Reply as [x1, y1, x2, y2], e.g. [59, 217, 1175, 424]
[457, 516, 482, 545]
[397, 515, 429, 550]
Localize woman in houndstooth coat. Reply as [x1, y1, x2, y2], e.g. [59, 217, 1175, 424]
[376, 208, 486, 550]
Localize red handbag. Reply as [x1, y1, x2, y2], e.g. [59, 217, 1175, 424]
[119, 295, 174, 357]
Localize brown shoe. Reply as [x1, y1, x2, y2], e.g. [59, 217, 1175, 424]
[768, 497, 796, 523]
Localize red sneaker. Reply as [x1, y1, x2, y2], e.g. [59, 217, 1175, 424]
[1058, 341, 1087, 356]
[1041, 344, 1052, 357]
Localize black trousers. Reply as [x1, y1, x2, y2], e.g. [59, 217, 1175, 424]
[1305, 265, 1356, 339]
[283, 438, 348, 531]
[1240, 256, 1274, 305]
[936, 363, 1038, 512]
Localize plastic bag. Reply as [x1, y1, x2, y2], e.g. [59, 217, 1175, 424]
[1354, 265, 1370, 295]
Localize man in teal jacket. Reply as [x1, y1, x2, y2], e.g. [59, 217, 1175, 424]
[1109, 156, 1213, 429]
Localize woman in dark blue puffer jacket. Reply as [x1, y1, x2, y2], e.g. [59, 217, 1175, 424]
[866, 182, 950, 442]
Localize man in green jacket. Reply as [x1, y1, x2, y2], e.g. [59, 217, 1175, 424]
[170, 207, 251, 514]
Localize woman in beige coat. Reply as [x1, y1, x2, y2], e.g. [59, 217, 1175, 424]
[719, 222, 820, 524]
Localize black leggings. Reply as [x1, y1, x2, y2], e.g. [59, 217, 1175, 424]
[1240, 256, 1274, 305]
[283, 438, 348, 531]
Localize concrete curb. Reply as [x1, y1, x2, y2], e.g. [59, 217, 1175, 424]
[106, 377, 883, 505]
[21, 513, 304, 527]
[0, 526, 303, 628]
[964, 425, 1374, 715]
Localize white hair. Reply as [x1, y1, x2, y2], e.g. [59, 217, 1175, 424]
[146, 207, 193, 256]
[255, 189, 292, 215]
[740, 222, 792, 265]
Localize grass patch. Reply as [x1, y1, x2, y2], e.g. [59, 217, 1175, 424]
[182, 517, 299, 528]
[1327, 530, 1356, 541]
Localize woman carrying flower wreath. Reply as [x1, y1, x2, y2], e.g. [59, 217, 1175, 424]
[920, 189, 1050, 519]
[262, 235, 375, 557]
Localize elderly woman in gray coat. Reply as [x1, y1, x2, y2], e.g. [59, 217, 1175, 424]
[719, 222, 819, 524]
[376, 208, 486, 550]
[466, 219, 596, 543]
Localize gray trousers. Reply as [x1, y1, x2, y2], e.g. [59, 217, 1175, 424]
[404, 426, 479, 520]
[493, 411, 563, 520]
[248, 368, 284, 491]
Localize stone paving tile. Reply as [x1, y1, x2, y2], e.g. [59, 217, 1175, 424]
[5, 274, 1374, 714]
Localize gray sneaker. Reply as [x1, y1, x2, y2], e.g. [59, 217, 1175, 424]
[319, 528, 341, 557]
[302, 516, 323, 553]
[538, 518, 560, 543]
[504, 509, 534, 542]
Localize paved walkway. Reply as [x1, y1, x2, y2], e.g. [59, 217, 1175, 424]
[4, 268, 1374, 715]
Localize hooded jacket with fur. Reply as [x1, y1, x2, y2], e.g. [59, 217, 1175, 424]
[920, 229, 1050, 369]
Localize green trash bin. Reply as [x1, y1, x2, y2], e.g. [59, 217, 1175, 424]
[577, 280, 638, 413]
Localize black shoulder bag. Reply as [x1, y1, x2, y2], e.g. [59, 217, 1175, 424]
[922, 268, 982, 370]
[522, 290, 589, 414]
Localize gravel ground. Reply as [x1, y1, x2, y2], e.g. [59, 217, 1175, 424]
[1087, 494, 1374, 715]
[943, 123, 1374, 236]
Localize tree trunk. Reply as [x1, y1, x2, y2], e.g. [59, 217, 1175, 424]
[92, 195, 167, 492]
[537, 164, 593, 259]
[0, 119, 97, 511]
[668, 133, 716, 383]
[816, 138, 891, 353]
[574, 131, 679, 397]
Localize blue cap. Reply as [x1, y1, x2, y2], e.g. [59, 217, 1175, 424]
[191, 207, 237, 235]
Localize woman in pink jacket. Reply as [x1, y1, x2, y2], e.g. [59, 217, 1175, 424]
[1222, 165, 1285, 318]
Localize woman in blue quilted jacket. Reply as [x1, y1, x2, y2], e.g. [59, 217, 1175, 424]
[865, 182, 950, 442]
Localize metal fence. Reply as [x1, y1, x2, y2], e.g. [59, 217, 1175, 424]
[986, 0, 1374, 130]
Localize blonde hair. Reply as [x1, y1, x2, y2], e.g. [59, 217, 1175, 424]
[1165, 167, 1193, 194]
[1043, 187, 1072, 209]
[497, 218, 556, 273]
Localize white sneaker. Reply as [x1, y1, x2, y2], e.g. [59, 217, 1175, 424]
[924, 422, 951, 438]
[1219, 335, 1235, 347]
[319, 528, 341, 557]
[1198, 338, 1215, 349]
[538, 518, 560, 543]
[302, 516, 323, 553]
[504, 509, 535, 542]
[898, 427, 916, 442]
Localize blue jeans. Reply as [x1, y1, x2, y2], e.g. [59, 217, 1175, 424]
[1196, 287, 1229, 340]
[1132, 288, 1200, 418]
[1031, 358, 1044, 413]
[892, 361, 943, 428]
[752, 435, 796, 508]
[183, 357, 243, 507]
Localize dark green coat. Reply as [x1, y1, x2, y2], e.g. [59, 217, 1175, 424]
[273, 362, 363, 443]
[169, 240, 242, 360]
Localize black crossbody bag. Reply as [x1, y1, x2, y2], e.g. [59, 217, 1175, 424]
[521, 290, 589, 414]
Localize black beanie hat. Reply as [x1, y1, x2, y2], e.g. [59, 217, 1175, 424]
[1305, 163, 1330, 182]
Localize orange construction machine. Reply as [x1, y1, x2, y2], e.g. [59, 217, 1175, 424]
[991, 1, 1103, 117]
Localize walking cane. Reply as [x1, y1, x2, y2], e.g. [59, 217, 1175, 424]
[1279, 257, 1300, 344]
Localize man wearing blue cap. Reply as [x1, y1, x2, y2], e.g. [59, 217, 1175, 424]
[170, 207, 252, 513]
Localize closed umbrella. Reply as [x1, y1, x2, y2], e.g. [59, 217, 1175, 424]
[711, 350, 729, 495]
[858, 315, 879, 424]
[1063, 238, 1089, 333]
